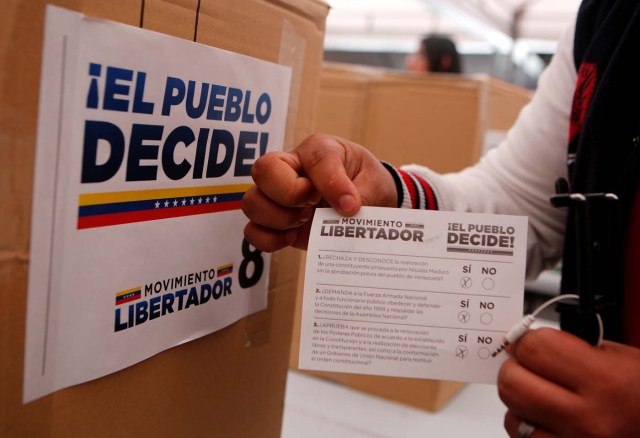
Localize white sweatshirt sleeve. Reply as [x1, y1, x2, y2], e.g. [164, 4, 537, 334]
[402, 23, 577, 280]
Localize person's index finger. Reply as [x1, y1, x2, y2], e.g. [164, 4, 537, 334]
[295, 136, 361, 216]
[251, 151, 317, 207]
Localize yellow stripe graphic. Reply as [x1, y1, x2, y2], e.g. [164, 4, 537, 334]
[116, 286, 141, 297]
[217, 263, 234, 271]
[79, 184, 253, 206]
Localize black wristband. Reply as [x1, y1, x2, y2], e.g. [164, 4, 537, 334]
[381, 161, 403, 208]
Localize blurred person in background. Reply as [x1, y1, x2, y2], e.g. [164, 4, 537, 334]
[243, 0, 640, 436]
[405, 34, 462, 73]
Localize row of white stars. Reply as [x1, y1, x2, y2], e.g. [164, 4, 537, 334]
[154, 196, 218, 209]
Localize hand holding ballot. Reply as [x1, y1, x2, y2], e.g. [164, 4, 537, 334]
[242, 134, 397, 252]
[500, 328, 640, 438]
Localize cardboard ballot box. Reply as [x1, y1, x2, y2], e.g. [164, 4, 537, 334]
[289, 64, 531, 412]
[0, 0, 327, 437]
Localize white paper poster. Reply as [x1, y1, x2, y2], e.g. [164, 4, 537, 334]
[24, 6, 291, 402]
[299, 207, 528, 384]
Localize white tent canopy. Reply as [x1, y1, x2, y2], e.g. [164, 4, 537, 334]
[324, 0, 582, 55]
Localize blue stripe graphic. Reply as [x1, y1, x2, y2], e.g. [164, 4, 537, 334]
[78, 192, 244, 217]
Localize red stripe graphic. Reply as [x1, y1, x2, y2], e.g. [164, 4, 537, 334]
[115, 292, 141, 305]
[77, 201, 242, 229]
[217, 268, 233, 277]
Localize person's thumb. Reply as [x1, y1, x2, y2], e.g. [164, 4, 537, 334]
[296, 135, 362, 216]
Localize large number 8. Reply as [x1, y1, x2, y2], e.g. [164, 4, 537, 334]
[238, 238, 264, 288]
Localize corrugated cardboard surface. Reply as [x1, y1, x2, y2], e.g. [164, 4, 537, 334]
[312, 72, 369, 144]
[363, 76, 484, 173]
[0, 0, 328, 436]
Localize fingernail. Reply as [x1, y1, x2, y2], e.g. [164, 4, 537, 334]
[299, 207, 313, 223]
[307, 192, 322, 206]
[338, 194, 356, 214]
[285, 229, 298, 244]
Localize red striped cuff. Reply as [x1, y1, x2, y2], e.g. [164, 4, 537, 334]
[381, 162, 439, 210]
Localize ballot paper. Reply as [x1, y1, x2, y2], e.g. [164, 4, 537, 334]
[299, 207, 528, 384]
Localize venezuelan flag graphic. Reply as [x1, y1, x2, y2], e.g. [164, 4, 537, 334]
[77, 184, 251, 229]
[115, 287, 141, 306]
[217, 263, 233, 277]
